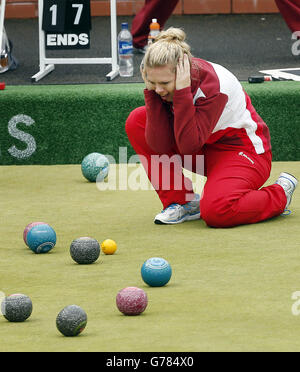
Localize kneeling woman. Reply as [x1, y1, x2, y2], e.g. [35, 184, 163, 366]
[125, 27, 297, 227]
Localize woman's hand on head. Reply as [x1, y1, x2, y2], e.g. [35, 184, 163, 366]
[140, 64, 152, 90]
[176, 54, 191, 91]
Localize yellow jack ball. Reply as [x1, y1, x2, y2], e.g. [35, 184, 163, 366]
[101, 239, 117, 255]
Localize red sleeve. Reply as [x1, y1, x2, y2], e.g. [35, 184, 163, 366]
[144, 89, 176, 154]
[172, 87, 228, 154]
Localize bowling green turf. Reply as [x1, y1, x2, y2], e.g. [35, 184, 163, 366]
[0, 161, 300, 352]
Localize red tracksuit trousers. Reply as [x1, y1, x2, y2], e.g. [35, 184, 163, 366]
[131, 0, 179, 48]
[275, 0, 300, 35]
[125, 106, 287, 228]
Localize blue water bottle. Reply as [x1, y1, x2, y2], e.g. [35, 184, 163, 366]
[118, 22, 133, 77]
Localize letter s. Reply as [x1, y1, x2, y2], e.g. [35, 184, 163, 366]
[8, 114, 36, 159]
[79, 33, 89, 46]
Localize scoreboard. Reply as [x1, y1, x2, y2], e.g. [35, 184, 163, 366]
[31, 0, 119, 82]
[42, 0, 91, 49]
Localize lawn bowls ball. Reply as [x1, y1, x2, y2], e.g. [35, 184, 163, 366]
[116, 287, 148, 316]
[101, 239, 117, 255]
[26, 224, 56, 254]
[81, 152, 109, 182]
[70, 237, 100, 264]
[1, 294, 33, 322]
[141, 257, 172, 287]
[56, 305, 87, 337]
[23, 221, 48, 246]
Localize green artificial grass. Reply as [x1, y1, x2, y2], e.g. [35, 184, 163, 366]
[0, 161, 300, 352]
[0, 82, 299, 165]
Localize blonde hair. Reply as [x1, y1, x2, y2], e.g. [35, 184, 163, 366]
[141, 27, 192, 72]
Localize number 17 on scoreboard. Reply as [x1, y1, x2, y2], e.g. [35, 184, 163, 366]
[32, 0, 119, 82]
[42, 0, 91, 49]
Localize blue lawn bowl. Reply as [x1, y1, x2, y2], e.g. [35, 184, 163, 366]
[81, 152, 109, 182]
[141, 257, 172, 287]
[26, 224, 57, 254]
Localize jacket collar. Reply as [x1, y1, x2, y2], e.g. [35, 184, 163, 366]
[190, 58, 202, 95]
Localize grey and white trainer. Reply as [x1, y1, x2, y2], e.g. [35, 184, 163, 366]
[275, 172, 298, 210]
[154, 194, 200, 225]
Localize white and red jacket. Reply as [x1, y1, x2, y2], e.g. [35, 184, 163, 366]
[144, 57, 271, 156]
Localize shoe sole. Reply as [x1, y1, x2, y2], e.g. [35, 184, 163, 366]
[280, 173, 298, 210]
[280, 172, 298, 187]
[154, 212, 200, 225]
